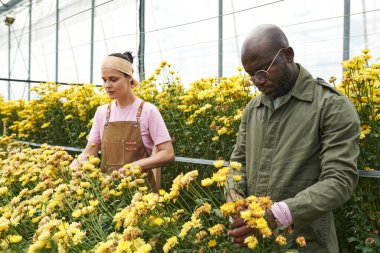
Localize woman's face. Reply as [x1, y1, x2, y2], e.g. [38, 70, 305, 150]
[102, 68, 132, 99]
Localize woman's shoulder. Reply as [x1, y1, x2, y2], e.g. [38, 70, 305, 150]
[99, 103, 112, 110]
[141, 100, 160, 114]
[95, 102, 112, 114]
[142, 100, 157, 109]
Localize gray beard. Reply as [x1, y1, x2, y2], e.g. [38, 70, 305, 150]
[264, 64, 294, 101]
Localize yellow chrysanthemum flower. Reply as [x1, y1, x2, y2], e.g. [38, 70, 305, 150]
[213, 160, 225, 168]
[208, 224, 225, 238]
[256, 217, 268, 229]
[76, 188, 84, 196]
[151, 217, 164, 226]
[72, 209, 82, 218]
[208, 239, 217, 248]
[211, 136, 219, 141]
[229, 161, 242, 170]
[163, 236, 178, 253]
[361, 49, 370, 54]
[65, 115, 74, 120]
[194, 230, 208, 243]
[275, 234, 287, 246]
[244, 235, 258, 249]
[41, 122, 50, 129]
[220, 202, 236, 217]
[0, 187, 8, 196]
[296, 236, 307, 247]
[7, 234, 22, 243]
[201, 178, 213, 187]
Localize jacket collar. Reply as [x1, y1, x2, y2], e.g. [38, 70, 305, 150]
[252, 64, 314, 108]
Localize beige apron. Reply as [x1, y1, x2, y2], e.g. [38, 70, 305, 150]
[100, 101, 161, 192]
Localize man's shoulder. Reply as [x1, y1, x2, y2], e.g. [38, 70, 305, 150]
[313, 77, 356, 113]
[314, 77, 342, 96]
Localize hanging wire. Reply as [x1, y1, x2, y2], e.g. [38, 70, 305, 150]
[1, 6, 379, 60]
[0, 0, 284, 48]
[10, 18, 29, 75]
[13, 30, 380, 63]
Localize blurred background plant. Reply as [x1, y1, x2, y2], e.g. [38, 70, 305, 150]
[332, 49, 380, 252]
[0, 50, 379, 252]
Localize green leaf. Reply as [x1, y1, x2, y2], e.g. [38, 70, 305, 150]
[212, 208, 223, 218]
[348, 237, 360, 243]
[362, 246, 374, 253]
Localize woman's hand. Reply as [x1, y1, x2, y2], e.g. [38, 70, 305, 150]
[126, 141, 175, 171]
[69, 142, 100, 169]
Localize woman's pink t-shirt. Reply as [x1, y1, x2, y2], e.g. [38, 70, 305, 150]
[88, 98, 171, 155]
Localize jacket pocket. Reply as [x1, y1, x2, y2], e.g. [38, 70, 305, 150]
[294, 214, 328, 249]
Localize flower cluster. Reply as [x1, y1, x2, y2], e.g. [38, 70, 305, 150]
[333, 49, 379, 170]
[0, 136, 308, 252]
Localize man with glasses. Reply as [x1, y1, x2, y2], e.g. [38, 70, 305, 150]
[227, 24, 360, 252]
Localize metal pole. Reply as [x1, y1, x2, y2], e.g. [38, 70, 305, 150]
[343, 0, 350, 72]
[138, 0, 145, 81]
[90, 0, 95, 84]
[55, 0, 59, 83]
[361, 0, 368, 49]
[218, 0, 223, 77]
[28, 0, 32, 100]
[8, 25, 11, 100]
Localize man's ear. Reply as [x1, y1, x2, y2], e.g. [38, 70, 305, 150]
[284, 47, 295, 63]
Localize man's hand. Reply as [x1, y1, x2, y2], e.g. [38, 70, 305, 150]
[228, 214, 253, 246]
[228, 208, 279, 247]
[265, 208, 278, 230]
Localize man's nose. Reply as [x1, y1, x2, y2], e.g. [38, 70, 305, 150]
[253, 78, 268, 86]
[250, 76, 268, 86]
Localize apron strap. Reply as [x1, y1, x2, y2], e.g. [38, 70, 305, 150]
[105, 103, 111, 127]
[136, 101, 145, 124]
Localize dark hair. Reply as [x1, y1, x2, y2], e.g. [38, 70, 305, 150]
[109, 51, 134, 64]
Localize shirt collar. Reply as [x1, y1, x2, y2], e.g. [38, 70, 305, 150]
[290, 64, 314, 102]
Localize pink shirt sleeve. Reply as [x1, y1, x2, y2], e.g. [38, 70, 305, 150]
[139, 102, 172, 154]
[270, 201, 293, 226]
[146, 105, 172, 146]
[88, 108, 102, 145]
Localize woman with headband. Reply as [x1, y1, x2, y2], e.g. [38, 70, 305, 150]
[70, 51, 175, 191]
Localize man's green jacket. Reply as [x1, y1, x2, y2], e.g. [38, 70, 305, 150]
[230, 64, 361, 252]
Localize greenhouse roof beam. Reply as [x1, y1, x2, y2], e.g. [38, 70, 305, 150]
[0, 0, 23, 15]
